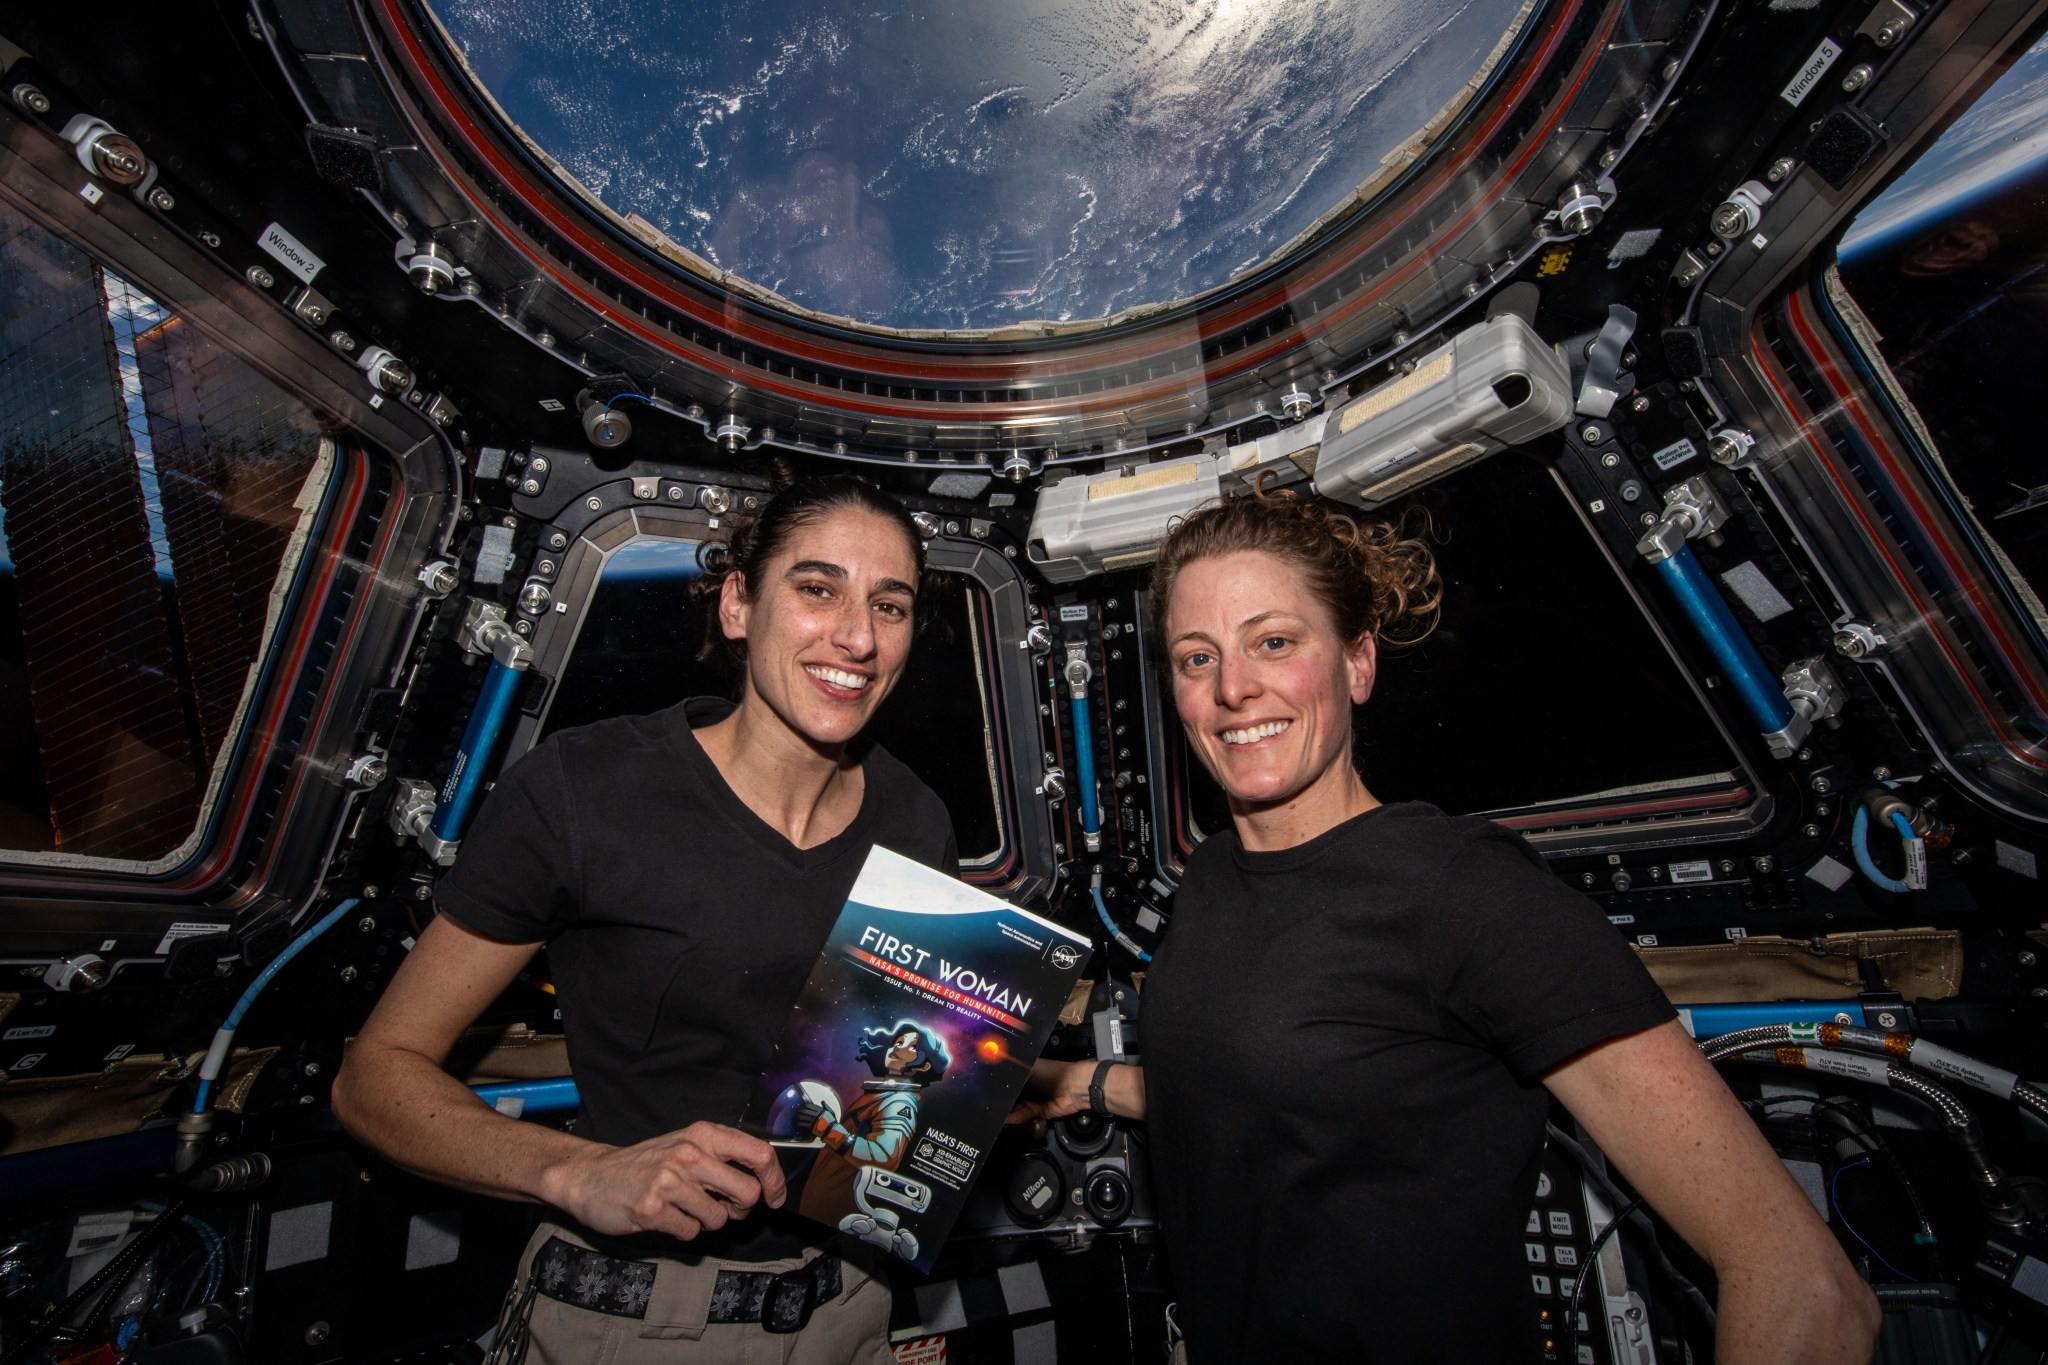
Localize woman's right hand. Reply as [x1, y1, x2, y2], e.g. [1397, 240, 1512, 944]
[1009, 1058, 1105, 1124]
[539, 1121, 787, 1242]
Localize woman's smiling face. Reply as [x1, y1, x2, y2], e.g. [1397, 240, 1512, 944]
[718, 504, 921, 752]
[1163, 549, 1377, 836]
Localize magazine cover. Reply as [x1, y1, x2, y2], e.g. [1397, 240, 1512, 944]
[742, 846, 1093, 1270]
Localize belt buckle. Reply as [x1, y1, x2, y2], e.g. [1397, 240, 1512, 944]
[760, 1263, 818, 1334]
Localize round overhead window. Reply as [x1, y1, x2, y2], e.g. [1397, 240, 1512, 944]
[428, 0, 1528, 332]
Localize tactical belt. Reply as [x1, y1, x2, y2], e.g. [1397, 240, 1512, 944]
[530, 1236, 842, 1334]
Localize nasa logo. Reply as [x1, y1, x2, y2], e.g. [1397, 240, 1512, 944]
[1050, 944, 1082, 970]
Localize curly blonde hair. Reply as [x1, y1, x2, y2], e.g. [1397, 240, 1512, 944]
[1147, 485, 1442, 651]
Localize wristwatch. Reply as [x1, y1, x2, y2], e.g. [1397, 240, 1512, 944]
[1088, 1058, 1120, 1118]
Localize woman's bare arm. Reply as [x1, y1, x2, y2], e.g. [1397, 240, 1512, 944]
[1543, 1019, 1880, 1365]
[331, 914, 784, 1241]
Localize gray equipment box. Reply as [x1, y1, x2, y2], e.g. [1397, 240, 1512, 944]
[1025, 453, 1225, 584]
[1312, 313, 1573, 508]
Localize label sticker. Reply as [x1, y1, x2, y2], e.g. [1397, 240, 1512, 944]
[1637, 934, 1659, 947]
[10, 1054, 44, 1073]
[1668, 859, 1713, 884]
[1058, 604, 1089, 623]
[1650, 438, 1698, 471]
[258, 221, 325, 283]
[105, 1043, 135, 1063]
[1902, 835, 1928, 890]
[537, 397, 566, 412]
[1781, 38, 1843, 106]
[1725, 926, 1749, 941]
[154, 921, 230, 955]
[893, 1339, 947, 1365]
[4, 1025, 55, 1042]
[1606, 914, 1636, 926]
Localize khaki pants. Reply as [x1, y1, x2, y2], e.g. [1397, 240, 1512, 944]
[493, 1222, 894, 1365]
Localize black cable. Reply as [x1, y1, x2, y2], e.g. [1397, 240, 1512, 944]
[1566, 1195, 1646, 1365]
[1812, 1097, 1944, 1281]
[0, 1197, 187, 1365]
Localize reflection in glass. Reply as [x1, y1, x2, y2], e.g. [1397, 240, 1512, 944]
[1835, 36, 2048, 635]
[428, 0, 1524, 330]
[540, 539, 1005, 869]
[0, 204, 328, 863]
[1172, 453, 1746, 848]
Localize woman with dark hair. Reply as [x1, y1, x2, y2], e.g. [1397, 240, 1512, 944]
[1015, 489, 1878, 1363]
[334, 475, 956, 1364]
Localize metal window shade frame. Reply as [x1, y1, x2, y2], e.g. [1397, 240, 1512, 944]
[0, 103, 454, 949]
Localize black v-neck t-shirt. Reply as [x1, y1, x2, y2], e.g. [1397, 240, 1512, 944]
[436, 697, 957, 1258]
[1143, 803, 1672, 1363]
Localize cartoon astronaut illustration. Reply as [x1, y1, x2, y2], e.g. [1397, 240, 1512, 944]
[794, 1020, 949, 1246]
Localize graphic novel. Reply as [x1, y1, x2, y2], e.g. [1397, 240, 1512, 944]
[742, 846, 1092, 1270]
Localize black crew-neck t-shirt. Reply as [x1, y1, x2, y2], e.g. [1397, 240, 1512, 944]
[435, 696, 957, 1259]
[1143, 802, 1673, 1364]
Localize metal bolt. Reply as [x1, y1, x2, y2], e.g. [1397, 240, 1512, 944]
[1874, 14, 1912, 46]
[1873, 765, 1892, 782]
[199, 230, 222, 248]
[1876, 1011, 1898, 1030]
[305, 1322, 331, 1346]
[357, 916, 377, 934]
[215, 961, 234, 977]
[2019, 950, 2039, 968]
[1631, 395, 1651, 412]
[530, 456, 549, 473]
[1766, 157, 1797, 184]
[415, 885, 433, 901]
[701, 486, 731, 515]
[1801, 824, 1820, 839]
[363, 885, 380, 899]
[1709, 203, 1749, 239]
[1556, 183, 1605, 235]
[1718, 860, 1736, 874]
[1840, 64, 1873, 93]
[585, 496, 602, 511]
[303, 1060, 323, 1076]
[548, 532, 568, 550]
[667, 486, 684, 501]
[1811, 775, 1833, 795]
[1618, 480, 1643, 503]
[246, 265, 275, 290]
[1752, 855, 1775, 875]
[338, 966, 358, 984]
[331, 330, 358, 353]
[1580, 423, 1603, 444]
[12, 84, 52, 114]
[1600, 452, 1620, 468]
[1708, 433, 1745, 466]
[1640, 511, 1657, 527]
[537, 559, 556, 576]
[521, 479, 541, 496]
[147, 186, 176, 212]
[1279, 388, 1313, 422]
[536, 330, 555, 348]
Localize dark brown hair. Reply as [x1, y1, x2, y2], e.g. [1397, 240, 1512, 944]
[1147, 485, 1441, 653]
[690, 473, 928, 665]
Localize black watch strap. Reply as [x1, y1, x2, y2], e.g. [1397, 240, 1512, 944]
[1088, 1059, 1120, 1118]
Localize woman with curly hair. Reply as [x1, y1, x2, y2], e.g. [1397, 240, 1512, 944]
[1016, 488, 1877, 1364]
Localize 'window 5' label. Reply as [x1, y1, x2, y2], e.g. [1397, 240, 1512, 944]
[1781, 39, 1843, 107]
